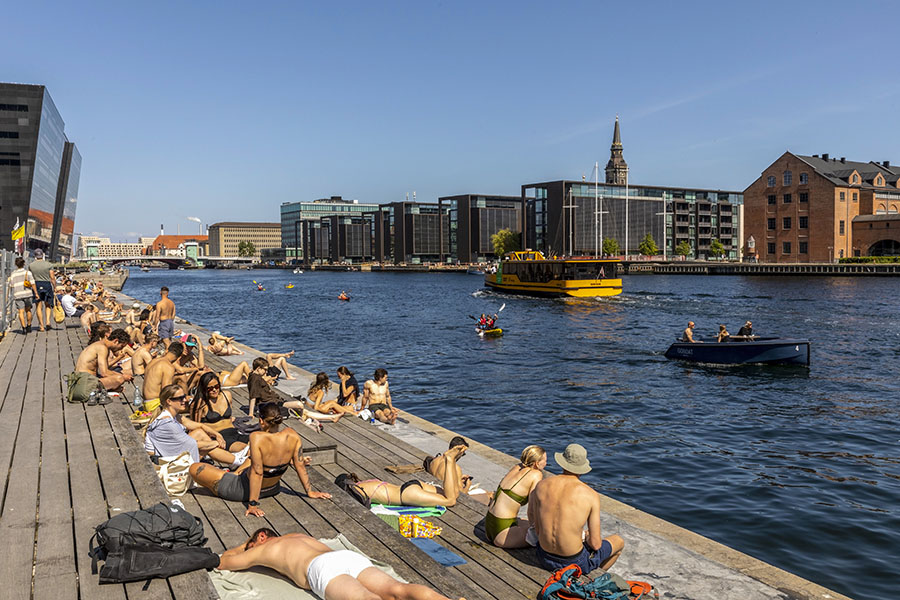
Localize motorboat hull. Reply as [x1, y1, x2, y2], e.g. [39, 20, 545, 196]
[665, 338, 810, 366]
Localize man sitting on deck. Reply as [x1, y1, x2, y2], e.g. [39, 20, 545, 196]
[70, 328, 133, 403]
[363, 368, 399, 425]
[142, 341, 198, 411]
[219, 528, 463, 600]
[529, 443, 624, 576]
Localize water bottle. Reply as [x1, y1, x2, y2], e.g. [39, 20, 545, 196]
[133, 387, 142, 407]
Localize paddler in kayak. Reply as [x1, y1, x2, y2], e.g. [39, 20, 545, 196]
[338, 290, 350, 301]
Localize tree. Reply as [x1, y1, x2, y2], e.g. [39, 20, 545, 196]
[709, 239, 726, 260]
[638, 234, 658, 257]
[602, 237, 620, 256]
[675, 241, 692, 257]
[491, 229, 521, 257]
[237, 240, 257, 257]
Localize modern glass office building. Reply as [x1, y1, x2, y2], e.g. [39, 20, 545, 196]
[523, 181, 743, 259]
[438, 194, 523, 263]
[0, 83, 80, 259]
[280, 196, 379, 260]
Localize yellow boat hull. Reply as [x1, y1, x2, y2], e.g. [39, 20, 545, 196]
[485, 277, 622, 298]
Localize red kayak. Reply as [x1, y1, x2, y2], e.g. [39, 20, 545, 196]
[338, 294, 350, 301]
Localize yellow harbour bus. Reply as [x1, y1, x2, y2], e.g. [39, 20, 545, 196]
[484, 250, 622, 298]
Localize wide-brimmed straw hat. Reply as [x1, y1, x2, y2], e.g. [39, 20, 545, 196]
[554, 443, 591, 475]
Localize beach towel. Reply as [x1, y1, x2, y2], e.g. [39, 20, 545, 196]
[410, 538, 467, 567]
[209, 534, 406, 600]
[370, 504, 446, 517]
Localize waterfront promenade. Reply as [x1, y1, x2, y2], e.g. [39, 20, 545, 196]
[0, 301, 854, 599]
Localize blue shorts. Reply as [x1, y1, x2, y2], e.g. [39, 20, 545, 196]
[34, 282, 54, 304]
[536, 541, 613, 574]
[158, 319, 174, 340]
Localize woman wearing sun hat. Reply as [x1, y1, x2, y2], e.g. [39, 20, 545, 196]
[528, 443, 625, 575]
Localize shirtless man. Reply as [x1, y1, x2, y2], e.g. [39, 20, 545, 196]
[218, 528, 463, 600]
[207, 332, 244, 356]
[142, 341, 197, 411]
[363, 368, 398, 425]
[74, 328, 133, 392]
[80, 304, 99, 334]
[528, 443, 624, 575]
[132, 333, 160, 376]
[154, 286, 176, 348]
[682, 321, 699, 343]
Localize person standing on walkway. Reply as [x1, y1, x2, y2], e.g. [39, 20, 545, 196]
[6, 257, 36, 334]
[29, 249, 55, 331]
[529, 443, 624, 575]
[154, 286, 176, 348]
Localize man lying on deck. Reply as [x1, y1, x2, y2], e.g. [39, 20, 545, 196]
[423, 437, 481, 500]
[219, 528, 464, 600]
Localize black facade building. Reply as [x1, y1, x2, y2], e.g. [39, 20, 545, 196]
[385, 201, 447, 264]
[0, 83, 80, 260]
[438, 194, 523, 263]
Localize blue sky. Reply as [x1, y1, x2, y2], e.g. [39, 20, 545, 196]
[4, 0, 900, 240]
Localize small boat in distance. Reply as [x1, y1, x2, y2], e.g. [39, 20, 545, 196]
[477, 327, 503, 337]
[338, 291, 350, 301]
[293, 268, 303, 274]
[467, 266, 485, 275]
[485, 250, 621, 298]
[141, 265, 150, 272]
[665, 337, 810, 366]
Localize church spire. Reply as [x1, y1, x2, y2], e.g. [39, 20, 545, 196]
[605, 116, 628, 185]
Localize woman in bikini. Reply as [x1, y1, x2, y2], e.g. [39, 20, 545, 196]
[189, 402, 331, 515]
[335, 446, 463, 507]
[484, 445, 546, 548]
[190, 371, 248, 453]
[336, 366, 360, 408]
[306, 372, 358, 419]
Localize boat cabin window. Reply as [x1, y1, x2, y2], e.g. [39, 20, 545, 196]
[504, 261, 608, 282]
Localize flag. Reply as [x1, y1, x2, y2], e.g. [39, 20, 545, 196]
[10, 218, 24, 241]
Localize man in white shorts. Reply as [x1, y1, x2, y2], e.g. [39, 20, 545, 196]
[218, 528, 463, 600]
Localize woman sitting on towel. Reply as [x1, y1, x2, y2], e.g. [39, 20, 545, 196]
[484, 444, 546, 548]
[335, 446, 462, 507]
[190, 371, 248, 453]
[143, 384, 248, 469]
[306, 372, 358, 419]
[189, 402, 331, 516]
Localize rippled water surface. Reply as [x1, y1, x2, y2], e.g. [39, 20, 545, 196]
[124, 269, 900, 597]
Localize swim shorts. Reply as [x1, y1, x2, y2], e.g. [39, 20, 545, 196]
[214, 471, 281, 502]
[34, 281, 54, 304]
[143, 398, 160, 412]
[368, 403, 389, 413]
[14, 298, 33, 311]
[307, 550, 373, 598]
[158, 318, 174, 340]
[535, 541, 613, 575]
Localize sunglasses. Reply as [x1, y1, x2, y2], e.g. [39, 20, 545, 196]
[206, 384, 221, 391]
[170, 395, 187, 403]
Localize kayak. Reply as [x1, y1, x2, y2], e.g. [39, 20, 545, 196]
[478, 327, 503, 337]
[285, 284, 295, 289]
[338, 295, 350, 302]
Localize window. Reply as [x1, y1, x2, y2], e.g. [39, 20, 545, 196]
[799, 192, 808, 203]
[0, 103, 28, 112]
[767, 175, 776, 187]
[783, 217, 792, 230]
[853, 193, 858, 202]
[840, 192, 845, 201]
[839, 220, 845, 235]
[767, 242, 776, 254]
[800, 173, 808, 184]
[799, 241, 808, 254]
[783, 171, 792, 185]
[783, 242, 791, 254]
[783, 193, 792, 203]
[767, 218, 776, 230]
[767, 195, 776, 205]
[799, 216, 808, 229]
[0, 131, 19, 138]
[852, 174, 859, 183]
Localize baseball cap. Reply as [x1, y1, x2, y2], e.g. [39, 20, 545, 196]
[33, 249, 44, 258]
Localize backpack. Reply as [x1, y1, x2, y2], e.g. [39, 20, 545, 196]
[538, 565, 631, 600]
[89, 502, 207, 569]
[98, 543, 219, 584]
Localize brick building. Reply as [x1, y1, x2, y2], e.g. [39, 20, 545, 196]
[744, 152, 900, 262]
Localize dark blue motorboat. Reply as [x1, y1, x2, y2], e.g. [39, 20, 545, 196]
[665, 337, 810, 366]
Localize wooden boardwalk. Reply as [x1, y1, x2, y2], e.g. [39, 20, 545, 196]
[0, 318, 551, 599]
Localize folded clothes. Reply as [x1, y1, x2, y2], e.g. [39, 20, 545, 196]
[410, 538, 466, 566]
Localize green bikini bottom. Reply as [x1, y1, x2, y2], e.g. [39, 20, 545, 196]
[485, 512, 518, 540]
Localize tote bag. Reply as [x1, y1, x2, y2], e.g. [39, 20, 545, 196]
[53, 300, 65, 323]
[155, 452, 193, 496]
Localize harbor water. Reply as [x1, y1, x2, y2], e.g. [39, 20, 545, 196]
[123, 269, 899, 597]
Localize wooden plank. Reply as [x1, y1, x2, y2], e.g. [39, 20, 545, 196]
[33, 326, 79, 600]
[0, 333, 41, 600]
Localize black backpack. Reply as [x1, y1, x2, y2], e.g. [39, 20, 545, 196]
[90, 502, 208, 576]
[98, 544, 219, 584]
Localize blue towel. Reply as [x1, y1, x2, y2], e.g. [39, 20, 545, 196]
[410, 538, 466, 566]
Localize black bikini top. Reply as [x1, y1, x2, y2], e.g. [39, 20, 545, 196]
[201, 403, 232, 424]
